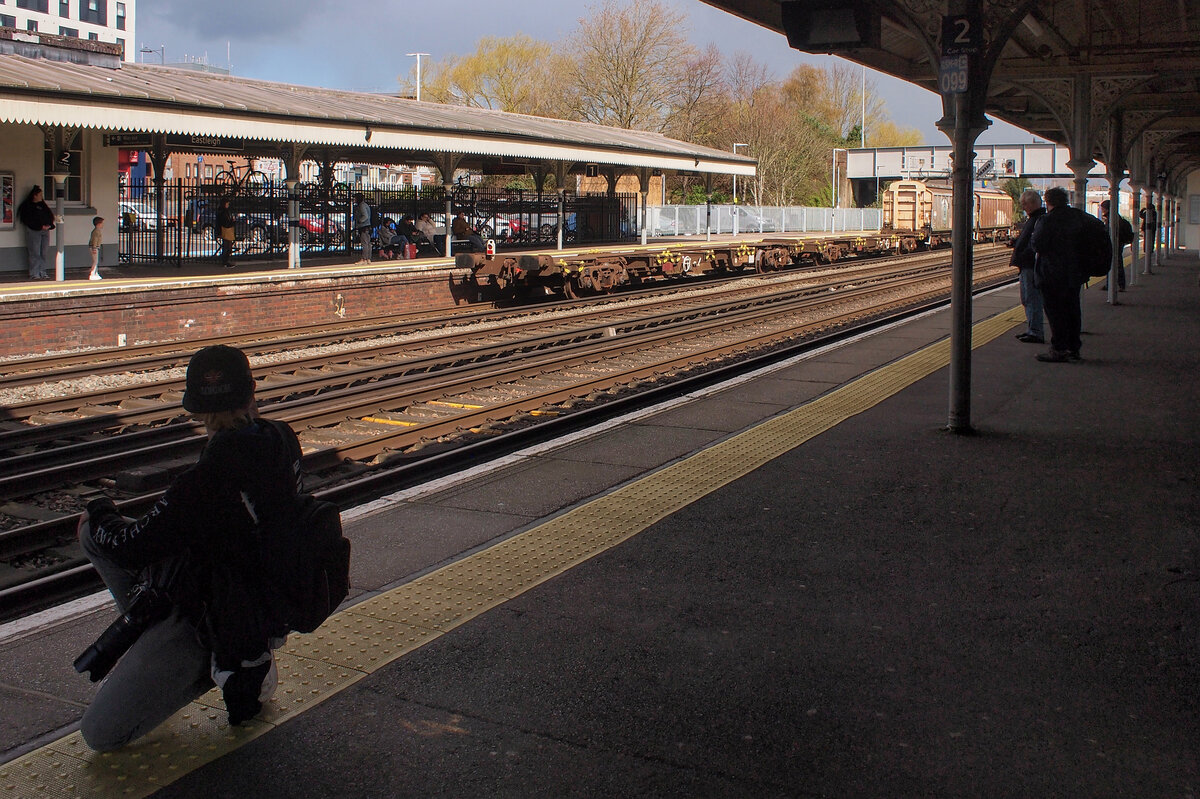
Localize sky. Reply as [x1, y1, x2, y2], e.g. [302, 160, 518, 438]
[136, 0, 1037, 147]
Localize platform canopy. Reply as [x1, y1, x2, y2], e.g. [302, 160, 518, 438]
[701, 0, 1199, 193]
[0, 42, 754, 181]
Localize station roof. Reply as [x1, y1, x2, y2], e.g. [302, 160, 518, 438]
[700, 0, 1200, 190]
[0, 46, 755, 178]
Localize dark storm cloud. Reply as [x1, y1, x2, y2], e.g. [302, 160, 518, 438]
[139, 0, 327, 41]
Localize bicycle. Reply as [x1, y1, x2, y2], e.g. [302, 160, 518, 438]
[214, 160, 271, 197]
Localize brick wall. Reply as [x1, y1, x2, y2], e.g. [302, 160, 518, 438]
[0, 266, 474, 358]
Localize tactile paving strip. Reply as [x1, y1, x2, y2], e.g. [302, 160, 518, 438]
[0, 306, 1025, 798]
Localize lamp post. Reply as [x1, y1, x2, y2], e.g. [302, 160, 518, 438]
[139, 44, 164, 64]
[831, 147, 848, 234]
[407, 52, 430, 102]
[731, 143, 748, 204]
[732, 143, 748, 236]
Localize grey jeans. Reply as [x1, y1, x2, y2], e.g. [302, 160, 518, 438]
[78, 519, 213, 751]
[25, 227, 49, 277]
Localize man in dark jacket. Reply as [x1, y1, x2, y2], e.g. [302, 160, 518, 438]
[1009, 188, 1045, 343]
[1030, 186, 1088, 362]
[77, 345, 303, 750]
[1099, 199, 1132, 291]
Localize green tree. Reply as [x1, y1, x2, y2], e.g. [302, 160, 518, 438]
[419, 35, 561, 116]
[1000, 176, 1034, 217]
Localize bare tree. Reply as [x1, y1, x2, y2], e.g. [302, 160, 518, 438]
[561, 0, 693, 131]
[662, 43, 728, 145]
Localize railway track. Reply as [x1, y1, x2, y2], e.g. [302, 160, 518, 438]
[0, 247, 1015, 621]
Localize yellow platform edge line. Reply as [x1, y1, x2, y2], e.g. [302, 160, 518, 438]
[0, 305, 1025, 799]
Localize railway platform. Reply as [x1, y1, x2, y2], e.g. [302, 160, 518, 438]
[1, 251, 1197, 797]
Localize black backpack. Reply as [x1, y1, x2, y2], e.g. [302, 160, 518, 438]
[1081, 212, 1113, 278]
[263, 494, 351, 634]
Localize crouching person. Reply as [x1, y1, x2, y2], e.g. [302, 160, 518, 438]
[76, 345, 303, 751]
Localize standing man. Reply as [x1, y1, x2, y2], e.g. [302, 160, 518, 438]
[1031, 187, 1088, 363]
[1139, 201, 1158, 272]
[354, 193, 372, 264]
[1009, 188, 1045, 344]
[1098, 199, 1132, 291]
[17, 185, 55, 280]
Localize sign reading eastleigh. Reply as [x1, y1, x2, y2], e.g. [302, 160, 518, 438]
[103, 133, 246, 152]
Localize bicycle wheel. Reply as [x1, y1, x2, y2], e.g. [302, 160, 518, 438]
[214, 170, 238, 195]
[243, 171, 271, 197]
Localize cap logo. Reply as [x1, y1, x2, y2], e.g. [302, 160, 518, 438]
[198, 368, 232, 396]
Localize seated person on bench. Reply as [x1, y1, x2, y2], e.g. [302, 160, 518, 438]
[376, 220, 410, 260]
[415, 213, 442, 255]
[451, 211, 487, 253]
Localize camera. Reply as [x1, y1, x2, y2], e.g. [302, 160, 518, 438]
[73, 584, 171, 682]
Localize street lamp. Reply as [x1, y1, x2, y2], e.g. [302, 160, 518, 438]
[731, 143, 748, 204]
[139, 44, 164, 64]
[407, 52, 430, 102]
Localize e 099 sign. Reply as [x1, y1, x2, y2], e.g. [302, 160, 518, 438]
[939, 54, 969, 94]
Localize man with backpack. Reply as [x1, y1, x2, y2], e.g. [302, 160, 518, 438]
[1030, 187, 1109, 363]
[75, 345, 345, 750]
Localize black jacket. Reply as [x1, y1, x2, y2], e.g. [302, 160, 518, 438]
[87, 418, 303, 666]
[17, 197, 55, 232]
[1031, 205, 1089, 289]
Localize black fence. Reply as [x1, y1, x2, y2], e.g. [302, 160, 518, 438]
[118, 180, 637, 266]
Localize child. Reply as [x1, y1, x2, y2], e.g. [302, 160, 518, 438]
[88, 216, 104, 280]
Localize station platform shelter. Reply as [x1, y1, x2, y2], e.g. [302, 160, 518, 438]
[0, 248, 1197, 797]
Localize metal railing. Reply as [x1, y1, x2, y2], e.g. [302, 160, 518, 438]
[117, 180, 639, 265]
[645, 205, 884, 237]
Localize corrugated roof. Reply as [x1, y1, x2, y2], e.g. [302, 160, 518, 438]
[0, 55, 756, 176]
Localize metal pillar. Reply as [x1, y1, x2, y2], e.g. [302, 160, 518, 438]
[1129, 183, 1141, 286]
[286, 178, 300, 269]
[50, 172, 68, 281]
[941, 90, 987, 433]
[149, 137, 168, 263]
[1104, 114, 1124, 305]
[443, 184, 454, 258]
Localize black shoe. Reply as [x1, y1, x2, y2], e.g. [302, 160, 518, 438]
[1036, 350, 1072, 363]
[1017, 333, 1045, 343]
[1068, 351, 1082, 361]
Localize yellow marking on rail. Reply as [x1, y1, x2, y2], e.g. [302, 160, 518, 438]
[529, 410, 560, 417]
[360, 416, 418, 427]
[428, 400, 484, 409]
[0, 305, 1027, 798]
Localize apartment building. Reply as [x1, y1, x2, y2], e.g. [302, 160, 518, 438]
[0, 0, 134, 61]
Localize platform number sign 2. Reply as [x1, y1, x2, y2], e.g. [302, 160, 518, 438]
[940, 13, 981, 95]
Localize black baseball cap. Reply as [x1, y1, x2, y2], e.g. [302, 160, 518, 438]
[182, 345, 255, 412]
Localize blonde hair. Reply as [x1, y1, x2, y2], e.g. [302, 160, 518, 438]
[195, 405, 257, 434]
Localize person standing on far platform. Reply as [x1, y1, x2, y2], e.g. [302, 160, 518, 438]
[354, 193, 372, 264]
[217, 198, 236, 269]
[1030, 186, 1088, 363]
[1009, 188, 1045, 344]
[88, 216, 104, 280]
[1098, 199, 1132, 291]
[17, 185, 55, 280]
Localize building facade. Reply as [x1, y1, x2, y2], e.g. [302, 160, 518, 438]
[0, 0, 134, 61]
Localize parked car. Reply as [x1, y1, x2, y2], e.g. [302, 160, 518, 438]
[119, 200, 168, 231]
[295, 214, 343, 246]
[732, 207, 777, 233]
